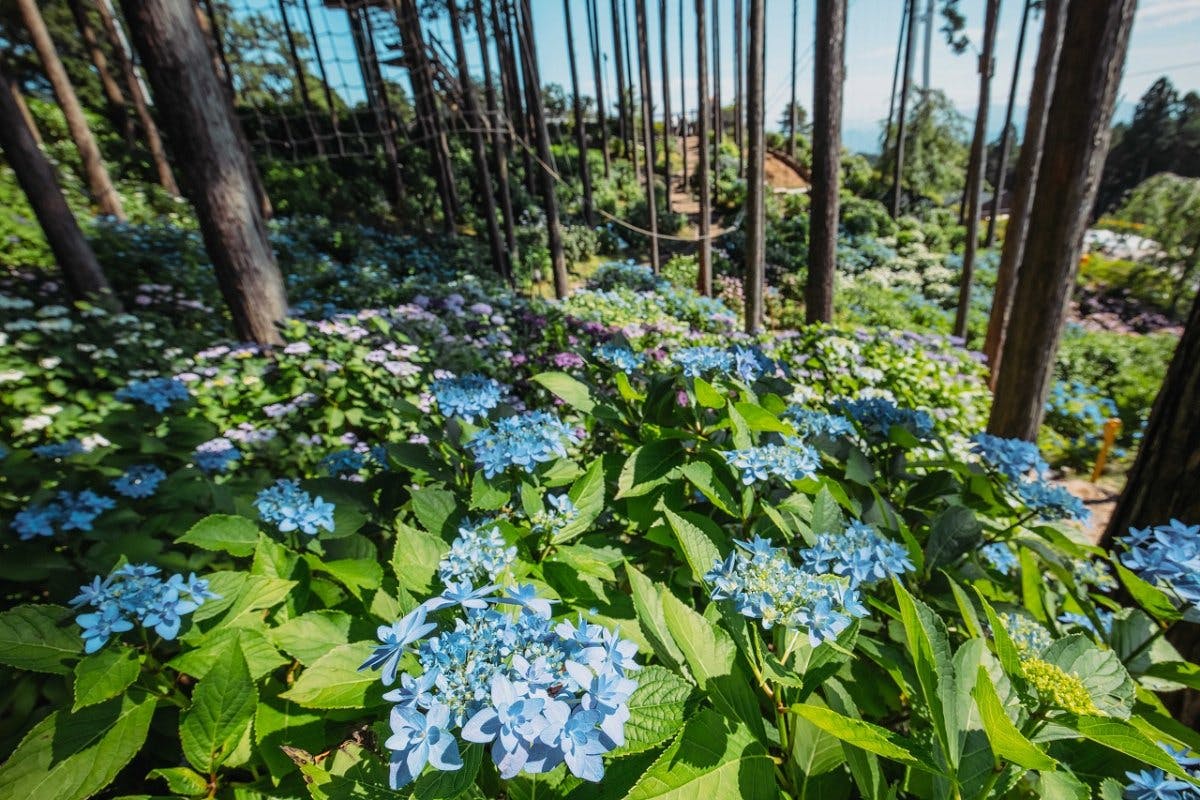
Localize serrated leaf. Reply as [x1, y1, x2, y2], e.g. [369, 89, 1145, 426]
[177, 514, 260, 557]
[693, 377, 724, 408]
[664, 508, 724, 585]
[972, 665, 1056, 771]
[73, 646, 140, 710]
[1114, 562, 1183, 623]
[789, 703, 936, 772]
[169, 626, 287, 680]
[281, 642, 381, 709]
[681, 461, 737, 517]
[0, 604, 83, 674]
[1042, 635, 1135, 720]
[180, 647, 257, 772]
[410, 487, 458, 538]
[0, 690, 155, 800]
[811, 487, 844, 536]
[1065, 716, 1198, 782]
[733, 401, 791, 434]
[470, 470, 510, 511]
[532, 371, 596, 413]
[148, 766, 208, 796]
[626, 564, 687, 673]
[255, 680, 327, 783]
[923, 506, 982, 571]
[613, 665, 694, 756]
[893, 579, 959, 768]
[269, 610, 352, 665]
[553, 457, 605, 543]
[617, 440, 684, 499]
[973, 587, 1023, 679]
[392, 522, 448, 595]
[412, 742, 483, 799]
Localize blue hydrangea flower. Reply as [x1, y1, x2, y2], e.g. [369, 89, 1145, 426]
[115, 377, 191, 412]
[673, 346, 734, 378]
[784, 407, 856, 440]
[193, 437, 240, 473]
[980, 542, 1018, 574]
[835, 397, 934, 443]
[255, 478, 335, 536]
[1015, 479, 1090, 523]
[432, 375, 505, 422]
[732, 346, 773, 383]
[321, 448, 367, 477]
[33, 439, 86, 459]
[722, 440, 819, 485]
[1057, 610, 1113, 638]
[970, 433, 1047, 480]
[12, 490, 115, 539]
[998, 611, 1052, 654]
[111, 464, 167, 499]
[530, 494, 580, 540]
[70, 564, 217, 652]
[467, 411, 582, 479]
[1123, 742, 1200, 800]
[439, 520, 517, 585]
[799, 521, 916, 586]
[593, 343, 644, 372]
[362, 605, 439, 686]
[1119, 520, 1200, 611]
[386, 703, 463, 788]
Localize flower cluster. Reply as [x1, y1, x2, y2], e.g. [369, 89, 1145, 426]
[115, 377, 191, 412]
[254, 479, 335, 536]
[1020, 657, 1099, 715]
[1015, 479, 1090, 523]
[111, 464, 167, 499]
[592, 343, 644, 372]
[70, 564, 218, 652]
[722, 440, 819, 486]
[467, 411, 582, 479]
[836, 397, 934, 443]
[980, 542, 1018, 574]
[33, 439, 86, 459]
[360, 584, 638, 788]
[432, 375, 505, 422]
[1119, 520, 1200, 611]
[800, 521, 916, 586]
[784, 407, 856, 440]
[531, 494, 580, 540]
[193, 437, 240, 473]
[970, 433, 1047, 480]
[732, 346, 773, 383]
[1124, 743, 1200, 800]
[13, 490, 115, 539]
[321, 448, 367, 477]
[438, 520, 517, 584]
[999, 611, 1052, 655]
[1057, 610, 1113, 638]
[673, 346, 734, 378]
[706, 535, 871, 646]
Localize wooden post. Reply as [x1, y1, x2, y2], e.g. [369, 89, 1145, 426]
[695, 0, 712, 296]
[635, 0, 659, 271]
[622, 0, 639, 177]
[121, 0, 289, 346]
[806, 0, 846, 325]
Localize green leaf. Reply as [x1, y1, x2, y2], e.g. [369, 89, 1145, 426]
[281, 642, 381, 709]
[624, 709, 776, 800]
[553, 457, 605, 543]
[1064, 716, 1198, 781]
[811, 487, 844, 536]
[392, 522, 448, 595]
[1038, 771, 1090, 800]
[823, 678, 886, 800]
[973, 587, 1023, 680]
[0, 691, 155, 800]
[0, 604, 83, 674]
[893, 579, 959, 768]
[1114, 562, 1183, 622]
[410, 487, 459, 537]
[269, 610, 352, 665]
[845, 448, 876, 485]
[310, 557, 384, 600]
[176, 513, 260, 557]
[532, 371, 596, 413]
[255, 680, 326, 782]
[1143, 661, 1200, 690]
[169, 627, 288, 680]
[945, 575, 984, 640]
[147, 767, 208, 796]
[664, 508, 724, 585]
[626, 564, 687, 673]
[1042, 635, 1135, 720]
[693, 377, 725, 408]
[180, 647, 257, 772]
[617, 440, 684, 499]
[73, 646, 140, 711]
[660, 590, 764, 738]
[614, 665, 694, 756]
[923, 506, 982, 571]
[789, 703, 936, 772]
[470, 470, 510, 511]
[412, 743, 483, 799]
[681, 461, 737, 517]
[972, 665, 1056, 771]
[789, 696, 847, 783]
[733, 401, 792, 434]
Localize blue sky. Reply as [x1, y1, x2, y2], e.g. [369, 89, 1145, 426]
[259, 0, 1200, 155]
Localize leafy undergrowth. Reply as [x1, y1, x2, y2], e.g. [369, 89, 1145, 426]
[2, 256, 1198, 800]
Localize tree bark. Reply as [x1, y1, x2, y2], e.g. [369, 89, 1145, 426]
[678, 0, 687, 190]
[788, 0, 799, 158]
[585, 0, 611, 177]
[659, 0, 673, 212]
[474, 0, 519, 273]
[17, 0, 125, 221]
[890, 0, 918, 219]
[982, 0, 1066, 388]
[276, 0, 324, 156]
[501, 0, 537, 197]
[0, 60, 117, 308]
[4, 56, 42, 146]
[806, 0, 846, 325]
[94, 0, 179, 196]
[988, 0, 1136, 441]
[67, 0, 131, 142]
[622, 0, 639, 177]
[610, 0, 630, 159]
[743, 0, 765, 334]
[712, 0, 721, 158]
[564, 0, 595, 227]
[635, 0, 659, 272]
[516, 0, 568, 298]
[695, 0, 712, 297]
[985, 0, 1032, 248]
[121, 0, 288, 346]
[733, 0, 744, 177]
[882, 0, 909, 164]
[952, 0, 1001, 342]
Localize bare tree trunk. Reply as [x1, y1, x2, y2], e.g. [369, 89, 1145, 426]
[586, 0, 611, 177]
[733, 0, 744, 177]
[678, 0, 687, 190]
[988, 0, 1136, 440]
[67, 0, 131, 142]
[635, 0, 660, 272]
[806, 0, 846, 325]
[474, 0, 519, 274]
[611, 0, 630, 159]
[450, 0, 506, 284]
[882, 0, 909, 171]
[952, 0, 1000, 342]
[516, 0, 568, 298]
[659, 0, 673, 213]
[276, 0, 324, 157]
[890, 0, 917, 219]
[17, 0, 125, 221]
[0, 61, 117, 308]
[121, 0, 288, 346]
[788, 0, 799, 158]
[743, 0, 765, 334]
[982, 0, 1066, 386]
[95, 0, 179, 196]
[712, 0, 721, 157]
[564, 0, 595, 227]
[695, 0, 712, 297]
[501, 0, 536, 197]
[4, 56, 42, 146]
[985, 0, 1032, 247]
[623, 0, 639, 177]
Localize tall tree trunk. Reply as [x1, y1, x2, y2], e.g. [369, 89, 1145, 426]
[67, 0, 131, 142]
[744, 0, 765, 334]
[121, 0, 288, 346]
[952, 0, 1001, 342]
[474, 0, 519, 272]
[450, 0, 506, 283]
[623, 0, 639, 177]
[678, 0, 687, 191]
[985, 0, 1032, 248]
[659, 0, 673, 212]
[0, 60, 117, 308]
[300, 0, 343, 155]
[502, 0, 537, 196]
[635, 0, 659, 272]
[982, 0, 1066, 387]
[882, 0, 909, 169]
[695, 0, 712, 297]
[922, 0, 933, 89]
[733, 0, 744, 177]
[586, 0, 611, 177]
[276, 0, 324, 156]
[4, 55, 42, 146]
[890, 0, 918, 219]
[95, 0, 179, 196]
[806, 0, 846, 325]
[610, 0, 630, 158]
[564, 0, 595, 226]
[988, 0, 1136, 440]
[712, 0, 721, 153]
[516, 0, 568, 298]
[17, 0, 125, 221]
[788, 0, 799, 158]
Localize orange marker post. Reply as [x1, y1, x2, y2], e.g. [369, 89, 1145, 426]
[1090, 417, 1122, 482]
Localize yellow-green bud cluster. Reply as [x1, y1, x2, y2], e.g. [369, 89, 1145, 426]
[1020, 658, 1099, 715]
